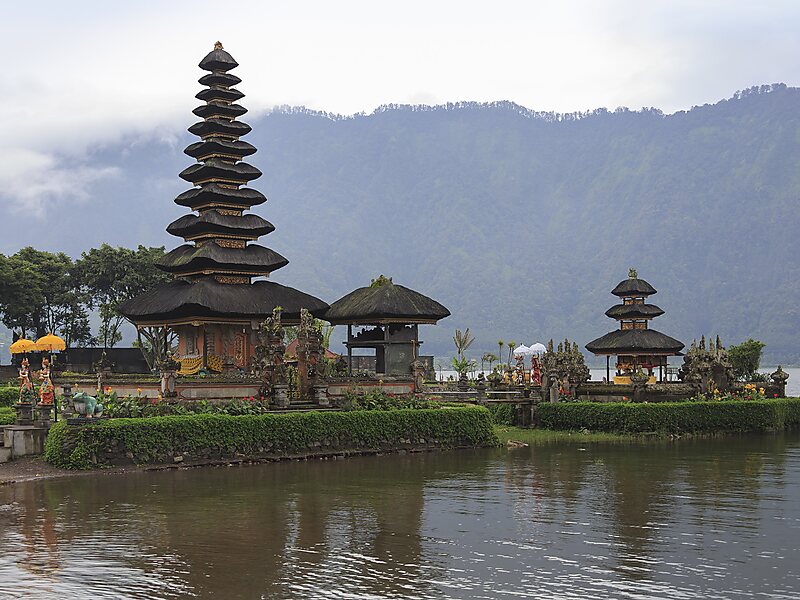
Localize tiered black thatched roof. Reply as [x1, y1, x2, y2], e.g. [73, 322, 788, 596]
[586, 329, 684, 355]
[119, 42, 327, 325]
[586, 269, 683, 356]
[120, 279, 327, 325]
[326, 277, 450, 324]
[604, 303, 664, 319]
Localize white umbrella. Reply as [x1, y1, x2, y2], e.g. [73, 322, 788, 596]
[529, 343, 547, 355]
[513, 344, 531, 355]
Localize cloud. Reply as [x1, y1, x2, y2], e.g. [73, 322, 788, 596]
[2, 0, 799, 215]
[0, 148, 119, 217]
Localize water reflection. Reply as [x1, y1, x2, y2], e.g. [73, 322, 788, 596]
[0, 433, 798, 599]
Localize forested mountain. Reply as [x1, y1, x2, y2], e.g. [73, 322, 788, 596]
[4, 84, 800, 362]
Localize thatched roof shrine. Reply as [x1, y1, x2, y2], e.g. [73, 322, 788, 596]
[325, 276, 450, 325]
[586, 268, 684, 383]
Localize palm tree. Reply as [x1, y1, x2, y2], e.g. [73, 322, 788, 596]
[498, 340, 505, 367]
[482, 352, 499, 373]
[507, 341, 517, 367]
[453, 328, 476, 359]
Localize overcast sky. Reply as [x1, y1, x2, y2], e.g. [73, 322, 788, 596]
[2, 0, 800, 215]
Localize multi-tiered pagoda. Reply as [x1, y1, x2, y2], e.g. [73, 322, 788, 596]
[120, 43, 327, 373]
[585, 269, 684, 384]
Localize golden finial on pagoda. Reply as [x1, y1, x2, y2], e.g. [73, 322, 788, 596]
[214, 41, 223, 50]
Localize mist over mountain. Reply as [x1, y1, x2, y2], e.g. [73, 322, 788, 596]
[4, 84, 800, 362]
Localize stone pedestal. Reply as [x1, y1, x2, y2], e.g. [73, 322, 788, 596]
[549, 376, 559, 403]
[273, 385, 289, 409]
[313, 384, 330, 407]
[4, 425, 48, 457]
[14, 403, 33, 426]
[161, 370, 177, 398]
[36, 404, 54, 428]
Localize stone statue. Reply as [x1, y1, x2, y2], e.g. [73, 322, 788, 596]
[679, 335, 734, 394]
[18, 357, 37, 404]
[72, 392, 104, 418]
[771, 366, 789, 397]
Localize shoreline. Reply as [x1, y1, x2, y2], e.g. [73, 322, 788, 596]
[4, 425, 783, 486]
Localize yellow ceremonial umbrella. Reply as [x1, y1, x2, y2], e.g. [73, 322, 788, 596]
[9, 338, 37, 354]
[35, 333, 66, 352]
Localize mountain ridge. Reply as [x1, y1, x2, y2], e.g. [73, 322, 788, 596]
[2, 83, 799, 362]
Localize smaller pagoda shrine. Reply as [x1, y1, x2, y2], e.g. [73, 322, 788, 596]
[586, 269, 684, 384]
[325, 276, 450, 376]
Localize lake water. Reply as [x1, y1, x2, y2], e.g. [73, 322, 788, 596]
[1, 432, 799, 599]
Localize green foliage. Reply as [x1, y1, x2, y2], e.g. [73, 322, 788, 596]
[369, 274, 393, 287]
[343, 390, 436, 410]
[536, 398, 800, 434]
[0, 247, 92, 344]
[44, 406, 498, 470]
[100, 392, 271, 418]
[486, 402, 515, 426]
[729, 339, 767, 381]
[0, 406, 14, 425]
[0, 387, 18, 407]
[75, 244, 169, 349]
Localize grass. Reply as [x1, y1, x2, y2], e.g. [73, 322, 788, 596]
[494, 425, 641, 445]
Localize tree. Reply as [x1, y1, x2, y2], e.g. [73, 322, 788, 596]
[452, 328, 476, 378]
[482, 352, 499, 373]
[729, 339, 766, 381]
[76, 244, 169, 349]
[507, 341, 517, 367]
[0, 247, 79, 341]
[134, 325, 178, 372]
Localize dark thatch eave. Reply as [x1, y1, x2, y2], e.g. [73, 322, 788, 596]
[188, 118, 252, 139]
[192, 102, 247, 120]
[174, 184, 266, 209]
[198, 72, 241, 87]
[604, 303, 665, 319]
[166, 211, 274, 239]
[196, 86, 244, 103]
[179, 158, 261, 184]
[119, 279, 328, 324]
[184, 139, 257, 160]
[585, 329, 684, 355]
[157, 243, 288, 275]
[199, 47, 239, 72]
[611, 277, 657, 297]
[325, 283, 450, 324]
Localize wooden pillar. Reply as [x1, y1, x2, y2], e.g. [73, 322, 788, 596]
[202, 325, 208, 369]
[606, 355, 610, 382]
[347, 324, 353, 375]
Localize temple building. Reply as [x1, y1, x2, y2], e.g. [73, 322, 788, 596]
[119, 43, 327, 373]
[325, 276, 450, 376]
[585, 269, 684, 384]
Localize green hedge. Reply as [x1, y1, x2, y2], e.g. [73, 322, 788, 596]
[0, 387, 18, 407]
[536, 398, 800, 434]
[0, 407, 14, 426]
[486, 403, 516, 426]
[45, 406, 498, 470]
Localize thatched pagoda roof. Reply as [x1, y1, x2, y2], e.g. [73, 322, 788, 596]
[611, 274, 657, 297]
[325, 277, 450, 325]
[585, 329, 684, 355]
[118, 279, 328, 325]
[604, 303, 664, 319]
